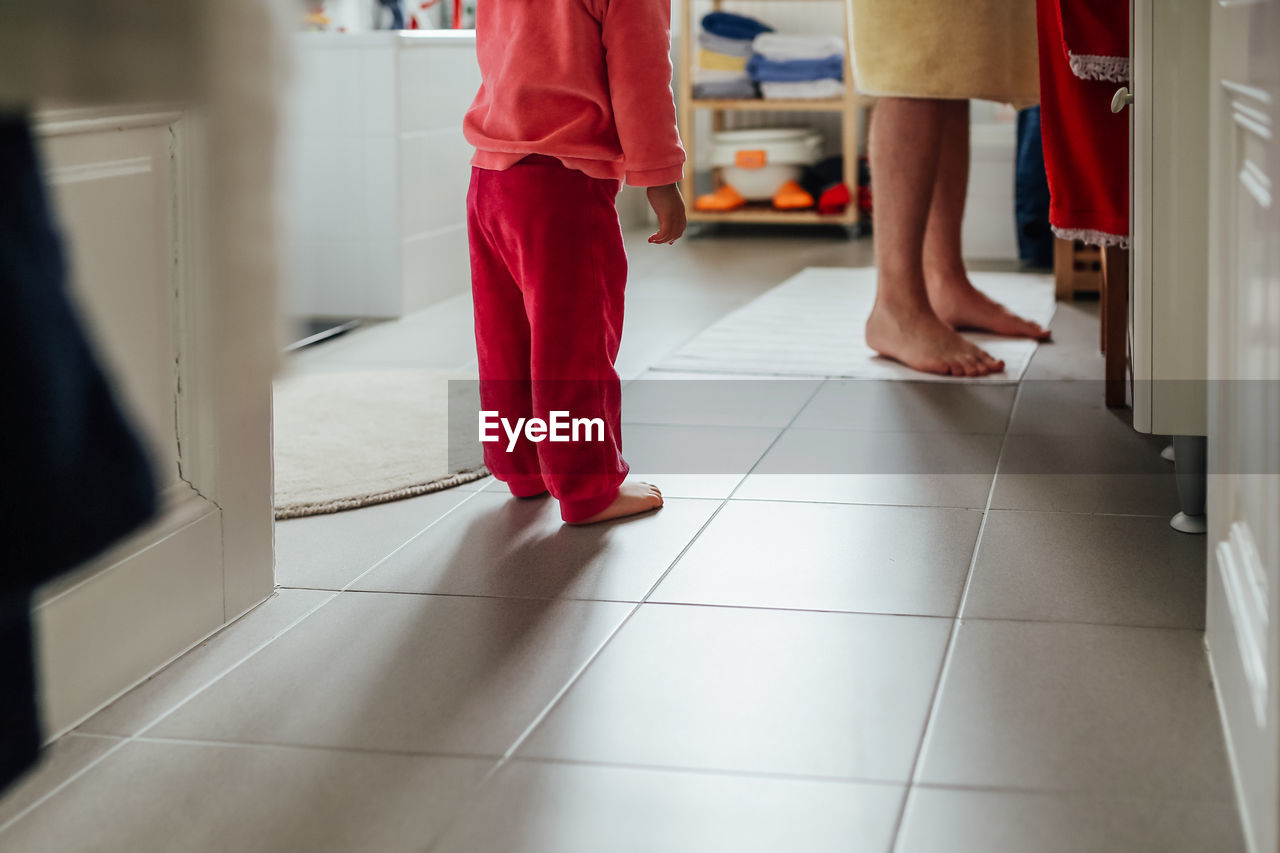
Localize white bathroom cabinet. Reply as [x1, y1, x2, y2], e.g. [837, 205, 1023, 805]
[285, 31, 480, 319]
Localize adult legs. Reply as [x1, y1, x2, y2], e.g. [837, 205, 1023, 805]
[922, 100, 1051, 340]
[864, 97, 1005, 377]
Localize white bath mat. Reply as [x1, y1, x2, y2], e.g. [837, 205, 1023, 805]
[656, 267, 1056, 382]
[273, 368, 487, 519]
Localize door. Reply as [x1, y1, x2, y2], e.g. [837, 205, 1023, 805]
[1204, 2, 1280, 851]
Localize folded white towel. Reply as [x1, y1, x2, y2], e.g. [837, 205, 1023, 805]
[760, 79, 846, 99]
[752, 33, 846, 61]
[693, 67, 752, 85]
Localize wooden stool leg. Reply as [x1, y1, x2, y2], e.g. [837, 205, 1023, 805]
[1101, 245, 1129, 407]
[1054, 237, 1074, 300]
[1100, 270, 1108, 352]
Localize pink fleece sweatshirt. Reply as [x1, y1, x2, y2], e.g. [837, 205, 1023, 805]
[463, 0, 685, 187]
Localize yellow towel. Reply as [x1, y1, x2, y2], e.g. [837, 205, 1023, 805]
[699, 48, 748, 73]
[850, 0, 1038, 107]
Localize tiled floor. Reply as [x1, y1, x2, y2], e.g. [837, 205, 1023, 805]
[0, 229, 1244, 852]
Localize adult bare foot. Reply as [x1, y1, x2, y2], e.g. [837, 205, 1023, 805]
[927, 276, 1052, 340]
[865, 298, 1006, 377]
[568, 482, 664, 525]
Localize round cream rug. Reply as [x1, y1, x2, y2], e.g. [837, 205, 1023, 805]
[273, 368, 487, 519]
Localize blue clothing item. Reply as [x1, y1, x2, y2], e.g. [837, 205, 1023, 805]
[747, 53, 843, 83]
[1015, 107, 1053, 269]
[0, 113, 157, 593]
[701, 11, 772, 41]
[1, 112, 157, 795]
[0, 592, 35, 795]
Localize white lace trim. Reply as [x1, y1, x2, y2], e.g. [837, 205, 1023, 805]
[1053, 225, 1130, 249]
[1067, 52, 1130, 82]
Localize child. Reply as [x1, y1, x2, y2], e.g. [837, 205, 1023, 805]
[463, 0, 687, 525]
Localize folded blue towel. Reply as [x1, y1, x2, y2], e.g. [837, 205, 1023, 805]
[701, 11, 772, 41]
[747, 53, 843, 83]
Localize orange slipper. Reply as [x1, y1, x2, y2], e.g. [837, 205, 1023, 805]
[695, 183, 746, 212]
[772, 180, 814, 210]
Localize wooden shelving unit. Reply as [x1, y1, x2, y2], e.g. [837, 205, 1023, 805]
[678, 0, 863, 228]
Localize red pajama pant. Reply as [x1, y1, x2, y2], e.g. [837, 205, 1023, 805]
[466, 155, 629, 522]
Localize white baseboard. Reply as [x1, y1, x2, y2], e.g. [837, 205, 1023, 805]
[34, 491, 227, 737]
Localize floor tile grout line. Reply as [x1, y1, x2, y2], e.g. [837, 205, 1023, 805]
[475, 754, 909, 788]
[271, 590, 1209, 634]
[725, 495, 989, 511]
[129, 734, 504, 762]
[0, 488, 497, 840]
[885, 378, 1025, 853]
[123, 729, 1244, 803]
[420, 375, 833, 851]
[908, 779, 1240, 803]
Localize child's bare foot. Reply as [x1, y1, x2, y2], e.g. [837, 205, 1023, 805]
[927, 275, 1052, 340]
[569, 482, 664, 525]
[865, 297, 1005, 377]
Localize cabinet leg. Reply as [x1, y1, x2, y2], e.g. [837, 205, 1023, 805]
[1170, 435, 1207, 534]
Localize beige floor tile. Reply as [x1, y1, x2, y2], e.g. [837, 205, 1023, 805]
[623, 422, 782, 498]
[519, 604, 950, 781]
[622, 379, 820, 427]
[1024, 345, 1107, 381]
[350, 493, 716, 601]
[991, 473, 1181, 517]
[1009, 380, 1142, 438]
[0, 735, 121, 829]
[1024, 302, 1105, 381]
[1040, 300, 1101, 347]
[993, 431, 1178, 515]
[433, 760, 903, 853]
[737, 429, 1001, 508]
[964, 511, 1207, 628]
[0, 740, 490, 853]
[918, 620, 1235, 799]
[275, 490, 478, 589]
[652, 501, 980, 616]
[148, 592, 630, 756]
[79, 589, 333, 736]
[896, 786, 1246, 853]
[794, 381, 1016, 434]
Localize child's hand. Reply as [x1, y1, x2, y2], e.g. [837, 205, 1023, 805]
[646, 184, 687, 244]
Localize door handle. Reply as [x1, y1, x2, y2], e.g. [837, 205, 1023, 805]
[1111, 86, 1133, 113]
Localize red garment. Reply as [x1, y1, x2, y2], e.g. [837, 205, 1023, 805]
[463, 0, 685, 187]
[1035, 0, 1130, 246]
[467, 155, 629, 522]
[1055, 0, 1129, 80]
